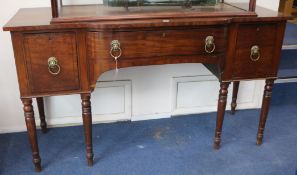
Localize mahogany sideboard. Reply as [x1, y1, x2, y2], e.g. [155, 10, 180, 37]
[3, 2, 289, 172]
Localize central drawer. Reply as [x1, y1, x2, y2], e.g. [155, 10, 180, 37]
[87, 27, 227, 61]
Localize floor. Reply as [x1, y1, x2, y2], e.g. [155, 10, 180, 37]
[0, 82, 296, 175]
[279, 22, 297, 78]
[283, 22, 297, 46]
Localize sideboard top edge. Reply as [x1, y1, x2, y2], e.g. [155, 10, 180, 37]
[3, 6, 290, 32]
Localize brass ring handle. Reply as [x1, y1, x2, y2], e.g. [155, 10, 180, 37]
[250, 45, 261, 62]
[205, 36, 216, 54]
[48, 57, 61, 75]
[110, 40, 122, 60]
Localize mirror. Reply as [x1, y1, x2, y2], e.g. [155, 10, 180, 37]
[59, 0, 219, 7]
[224, 0, 251, 11]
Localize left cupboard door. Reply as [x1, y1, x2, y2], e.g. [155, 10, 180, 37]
[23, 32, 80, 95]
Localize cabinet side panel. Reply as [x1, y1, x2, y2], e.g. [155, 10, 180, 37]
[11, 32, 30, 97]
[271, 21, 287, 76]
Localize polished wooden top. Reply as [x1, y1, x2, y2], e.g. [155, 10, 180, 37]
[3, 3, 289, 32]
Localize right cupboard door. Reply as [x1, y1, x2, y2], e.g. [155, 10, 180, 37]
[231, 23, 281, 80]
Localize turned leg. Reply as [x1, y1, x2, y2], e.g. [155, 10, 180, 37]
[213, 82, 230, 150]
[231, 81, 240, 115]
[22, 98, 42, 172]
[36, 97, 47, 133]
[81, 93, 94, 166]
[256, 79, 275, 145]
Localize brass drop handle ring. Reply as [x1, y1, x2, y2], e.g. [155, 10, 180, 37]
[110, 40, 122, 60]
[48, 57, 61, 75]
[205, 36, 216, 54]
[250, 45, 261, 62]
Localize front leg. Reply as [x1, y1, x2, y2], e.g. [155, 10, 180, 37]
[213, 82, 230, 149]
[22, 98, 42, 172]
[81, 93, 94, 166]
[36, 97, 47, 133]
[256, 79, 275, 145]
[231, 81, 240, 115]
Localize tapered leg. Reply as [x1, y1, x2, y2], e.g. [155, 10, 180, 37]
[231, 81, 240, 115]
[81, 93, 94, 166]
[256, 79, 275, 145]
[22, 98, 42, 172]
[36, 97, 47, 133]
[213, 82, 230, 150]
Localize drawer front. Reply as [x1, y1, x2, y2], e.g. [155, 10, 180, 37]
[232, 23, 278, 79]
[24, 32, 80, 93]
[236, 23, 277, 48]
[87, 27, 227, 61]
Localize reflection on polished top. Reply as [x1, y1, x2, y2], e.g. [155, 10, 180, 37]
[102, 0, 217, 7]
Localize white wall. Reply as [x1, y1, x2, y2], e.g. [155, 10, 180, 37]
[257, 0, 280, 11]
[0, 0, 280, 133]
[225, 0, 280, 11]
[0, 1, 50, 133]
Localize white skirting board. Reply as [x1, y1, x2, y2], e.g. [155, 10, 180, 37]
[171, 76, 264, 116]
